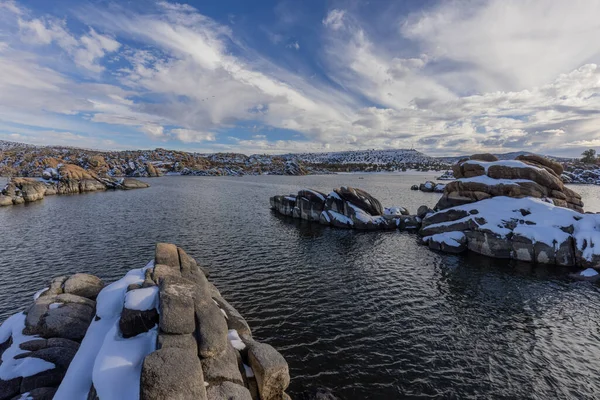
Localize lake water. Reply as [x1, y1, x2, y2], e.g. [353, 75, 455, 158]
[1, 174, 600, 399]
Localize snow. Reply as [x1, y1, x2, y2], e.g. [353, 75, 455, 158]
[347, 202, 372, 222]
[124, 287, 159, 312]
[32, 287, 48, 301]
[55, 261, 155, 400]
[49, 303, 61, 310]
[228, 329, 246, 351]
[92, 322, 157, 400]
[459, 175, 533, 186]
[0, 313, 55, 379]
[580, 268, 599, 277]
[328, 210, 354, 226]
[328, 191, 342, 201]
[284, 196, 296, 201]
[243, 364, 254, 378]
[423, 232, 465, 247]
[384, 207, 406, 216]
[424, 196, 600, 261]
[464, 159, 543, 172]
[320, 211, 331, 223]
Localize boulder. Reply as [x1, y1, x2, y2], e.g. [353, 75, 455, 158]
[159, 277, 196, 335]
[0, 378, 21, 400]
[0, 195, 12, 206]
[417, 205, 433, 219]
[470, 153, 498, 162]
[333, 187, 383, 216]
[206, 382, 252, 400]
[212, 296, 252, 337]
[20, 369, 65, 393]
[15, 345, 78, 370]
[466, 231, 512, 259]
[38, 302, 95, 340]
[39, 276, 68, 298]
[296, 189, 326, 222]
[10, 178, 46, 203]
[425, 232, 467, 254]
[516, 154, 563, 176]
[201, 343, 244, 386]
[152, 264, 180, 282]
[244, 337, 289, 400]
[410, 185, 419, 191]
[119, 308, 159, 338]
[195, 301, 228, 359]
[155, 243, 180, 270]
[140, 348, 207, 400]
[419, 181, 435, 192]
[63, 274, 104, 299]
[120, 178, 149, 189]
[157, 333, 198, 353]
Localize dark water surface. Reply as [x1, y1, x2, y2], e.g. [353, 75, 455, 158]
[1, 174, 600, 399]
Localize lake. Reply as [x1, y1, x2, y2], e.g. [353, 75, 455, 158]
[1, 174, 600, 399]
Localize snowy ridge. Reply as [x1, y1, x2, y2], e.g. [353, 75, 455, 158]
[281, 148, 436, 165]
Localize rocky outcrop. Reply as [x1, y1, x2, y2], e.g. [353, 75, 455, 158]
[561, 162, 600, 185]
[0, 273, 104, 399]
[0, 244, 292, 400]
[0, 164, 149, 207]
[271, 186, 421, 231]
[419, 195, 600, 270]
[438, 153, 583, 212]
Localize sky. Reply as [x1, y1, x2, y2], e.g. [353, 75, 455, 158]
[0, 0, 600, 156]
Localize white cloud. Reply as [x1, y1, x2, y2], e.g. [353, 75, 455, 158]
[323, 9, 345, 30]
[171, 128, 215, 143]
[0, 0, 599, 156]
[140, 124, 165, 138]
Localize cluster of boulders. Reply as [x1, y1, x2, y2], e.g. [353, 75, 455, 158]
[0, 244, 291, 400]
[436, 153, 583, 212]
[417, 154, 600, 271]
[0, 164, 149, 207]
[270, 187, 421, 231]
[140, 243, 290, 400]
[561, 164, 600, 185]
[410, 181, 445, 193]
[0, 273, 104, 399]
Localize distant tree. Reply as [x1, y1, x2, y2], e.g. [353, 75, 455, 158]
[581, 149, 597, 164]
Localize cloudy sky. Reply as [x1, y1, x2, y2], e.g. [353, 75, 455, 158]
[0, 0, 599, 156]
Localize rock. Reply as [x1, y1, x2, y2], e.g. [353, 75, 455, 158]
[11, 387, 57, 400]
[39, 276, 68, 297]
[195, 301, 228, 359]
[334, 187, 383, 216]
[0, 195, 12, 206]
[245, 338, 290, 400]
[466, 231, 512, 259]
[63, 274, 104, 299]
[212, 296, 252, 337]
[177, 247, 195, 275]
[155, 243, 180, 270]
[410, 185, 419, 191]
[15, 345, 77, 370]
[417, 205, 433, 219]
[120, 178, 149, 189]
[516, 154, 563, 176]
[38, 302, 95, 340]
[159, 277, 196, 335]
[206, 382, 253, 400]
[20, 368, 65, 393]
[20, 338, 79, 352]
[0, 378, 21, 400]
[146, 163, 161, 177]
[12, 197, 24, 205]
[152, 264, 181, 282]
[397, 215, 421, 231]
[140, 348, 207, 400]
[10, 178, 46, 203]
[157, 333, 198, 353]
[470, 153, 498, 162]
[296, 189, 326, 222]
[201, 343, 244, 386]
[119, 308, 159, 338]
[425, 232, 467, 254]
[419, 181, 435, 192]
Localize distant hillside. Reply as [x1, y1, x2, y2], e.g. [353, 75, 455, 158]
[282, 149, 434, 165]
[438, 151, 575, 164]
